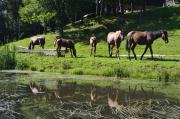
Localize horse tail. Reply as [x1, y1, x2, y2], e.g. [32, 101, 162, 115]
[126, 40, 129, 51]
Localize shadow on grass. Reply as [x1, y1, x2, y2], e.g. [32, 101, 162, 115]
[145, 57, 180, 62]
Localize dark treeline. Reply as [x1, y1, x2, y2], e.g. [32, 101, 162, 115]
[0, 0, 173, 44]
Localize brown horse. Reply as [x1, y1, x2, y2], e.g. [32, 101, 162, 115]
[107, 30, 124, 59]
[126, 30, 168, 60]
[54, 37, 77, 57]
[89, 34, 97, 57]
[28, 36, 45, 50]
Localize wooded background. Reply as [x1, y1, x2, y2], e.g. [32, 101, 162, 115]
[0, 0, 179, 44]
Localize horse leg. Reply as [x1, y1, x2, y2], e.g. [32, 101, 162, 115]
[57, 46, 61, 57]
[131, 44, 137, 60]
[90, 46, 93, 56]
[116, 45, 120, 59]
[70, 48, 73, 57]
[108, 44, 111, 57]
[94, 46, 96, 57]
[32, 45, 35, 50]
[110, 45, 114, 57]
[127, 41, 132, 60]
[41, 45, 44, 49]
[140, 45, 149, 60]
[149, 45, 154, 60]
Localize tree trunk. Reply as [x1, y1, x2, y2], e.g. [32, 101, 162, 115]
[131, 0, 134, 13]
[100, 0, 103, 16]
[96, 0, 98, 16]
[120, 0, 124, 15]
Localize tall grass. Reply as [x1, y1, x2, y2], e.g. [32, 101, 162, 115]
[0, 46, 16, 70]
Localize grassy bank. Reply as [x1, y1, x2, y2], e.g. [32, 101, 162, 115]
[3, 5, 180, 81]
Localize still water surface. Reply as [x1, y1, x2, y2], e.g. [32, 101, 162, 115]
[0, 71, 180, 119]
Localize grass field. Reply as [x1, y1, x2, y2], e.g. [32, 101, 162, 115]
[2, 5, 180, 81]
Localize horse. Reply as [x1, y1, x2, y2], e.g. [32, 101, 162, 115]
[54, 37, 77, 57]
[28, 36, 45, 50]
[108, 88, 119, 108]
[89, 34, 97, 57]
[107, 30, 124, 59]
[126, 30, 168, 60]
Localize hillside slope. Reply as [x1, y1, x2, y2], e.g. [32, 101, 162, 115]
[4, 5, 180, 81]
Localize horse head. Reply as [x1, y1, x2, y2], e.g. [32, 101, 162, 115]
[161, 30, 168, 44]
[54, 36, 62, 47]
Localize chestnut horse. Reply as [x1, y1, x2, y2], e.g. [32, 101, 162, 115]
[107, 30, 124, 59]
[28, 36, 45, 50]
[54, 37, 77, 57]
[126, 30, 168, 60]
[89, 34, 97, 56]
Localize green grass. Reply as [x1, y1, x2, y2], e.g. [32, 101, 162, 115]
[3, 5, 180, 81]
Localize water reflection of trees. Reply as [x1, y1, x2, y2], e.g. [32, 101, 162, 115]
[1, 80, 179, 119]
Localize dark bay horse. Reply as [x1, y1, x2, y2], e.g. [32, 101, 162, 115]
[28, 36, 45, 50]
[126, 30, 168, 60]
[54, 37, 77, 57]
[89, 34, 97, 57]
[107, 30, 124, 59]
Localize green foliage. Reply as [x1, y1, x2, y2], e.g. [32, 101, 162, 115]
[0, 46, 16, 69]
[19, 0, 55, 25]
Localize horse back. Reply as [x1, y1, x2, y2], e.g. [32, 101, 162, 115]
[57, 38, 75, 48]
[132, 31, 148, 45]
[107, 32, 121, 45]
[107, 32, 115, 43]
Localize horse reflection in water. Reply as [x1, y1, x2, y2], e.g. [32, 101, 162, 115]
[29, 81, 47, 94]
[88, 85, 98, 106]
[108, 88, 120, 108]
[54, 80, 77, 98]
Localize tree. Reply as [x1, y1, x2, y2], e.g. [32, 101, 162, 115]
[19, 0, 55, 34]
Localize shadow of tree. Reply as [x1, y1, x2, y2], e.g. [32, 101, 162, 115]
[64, 6, 180, 46]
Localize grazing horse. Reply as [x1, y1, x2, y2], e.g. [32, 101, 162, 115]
[107, 30, 124, 59]
[89, 34, 97, 56]
[54, 37, 77, 57]
[126, 30, 168, 60]
[28, 36, 45, 50]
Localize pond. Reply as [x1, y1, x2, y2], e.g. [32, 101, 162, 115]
[0, 71, 180, 119]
